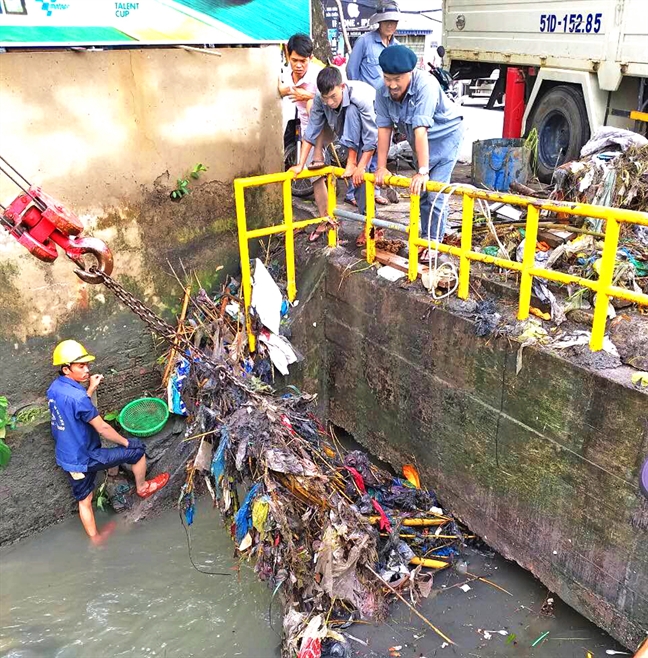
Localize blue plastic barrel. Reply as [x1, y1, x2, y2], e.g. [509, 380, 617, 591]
[471, 138, 530, 192]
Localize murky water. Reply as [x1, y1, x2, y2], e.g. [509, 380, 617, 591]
[0, 499, 628, 658]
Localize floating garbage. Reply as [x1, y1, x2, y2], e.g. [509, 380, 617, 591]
[156, 261, 476, 656]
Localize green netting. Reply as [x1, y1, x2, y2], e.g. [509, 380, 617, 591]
[118, 398, 169, 437]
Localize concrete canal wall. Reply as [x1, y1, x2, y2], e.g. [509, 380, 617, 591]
[0, 46, 282, 544]
[289, 250, 648, 650]
[0, 46, 283, 412]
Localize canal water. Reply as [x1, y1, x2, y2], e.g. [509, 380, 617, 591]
[0, 498, 628, 658]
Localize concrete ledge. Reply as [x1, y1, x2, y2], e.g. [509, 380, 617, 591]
[289, 249, 648, 649]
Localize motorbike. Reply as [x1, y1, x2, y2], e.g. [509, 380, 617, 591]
[428, 45, 459, 102]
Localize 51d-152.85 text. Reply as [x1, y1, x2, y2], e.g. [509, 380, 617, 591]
[540, 13, 603, 33]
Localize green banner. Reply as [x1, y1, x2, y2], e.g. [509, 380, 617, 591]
[0, 0, 311, 46]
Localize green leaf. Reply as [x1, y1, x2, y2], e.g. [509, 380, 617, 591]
[0, 396, 8, 431]
[104, 410, 120, 422]
[0, 438, 11, 469]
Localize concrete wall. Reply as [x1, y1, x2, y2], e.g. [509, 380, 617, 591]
[0, 46, 283, 410]
[0, 46, 282, 542]
[289, 251, 648, 650]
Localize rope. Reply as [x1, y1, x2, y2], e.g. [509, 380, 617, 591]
[422, 182, 503, 301]
[423, 183, 460, 300]
[178, 506, 231, 577]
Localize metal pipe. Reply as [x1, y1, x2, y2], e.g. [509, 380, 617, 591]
[333, 208, 408, 233]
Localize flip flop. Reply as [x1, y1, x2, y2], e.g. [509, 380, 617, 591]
[309, 221, 334, 242]
[344, 198, 358, 208]
[137, 472, 170, 499]
[375, 196, 389, 206]
[356, 228, 385, 247]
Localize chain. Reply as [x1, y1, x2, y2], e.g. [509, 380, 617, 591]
[93, 269, 267, 402]
[94, 269, 198, 350]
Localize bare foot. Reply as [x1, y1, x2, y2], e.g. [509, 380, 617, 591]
[90, 520, 117, 546]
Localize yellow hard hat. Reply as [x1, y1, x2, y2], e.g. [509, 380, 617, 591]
[52, 340, 96, 367]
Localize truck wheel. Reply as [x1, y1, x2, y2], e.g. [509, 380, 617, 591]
[528, 85, 590, 183]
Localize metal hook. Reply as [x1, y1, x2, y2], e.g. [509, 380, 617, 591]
[65, 236, 114, 284]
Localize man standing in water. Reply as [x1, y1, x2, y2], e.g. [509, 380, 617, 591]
[48, 340, 169, 544]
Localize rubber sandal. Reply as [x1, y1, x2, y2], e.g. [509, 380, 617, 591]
[308, 225, 327, 242]
[356, 228, 385, 248]
[375, 196, 389, 206]
[344, 198, 358, 208]
[137, 472, 170, 499]
[308, 160, 327, 170]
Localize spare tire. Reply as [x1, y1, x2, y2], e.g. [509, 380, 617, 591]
[528, 85, 590, 183]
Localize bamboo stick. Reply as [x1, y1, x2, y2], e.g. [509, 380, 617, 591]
[409, 556, 451, 570]
[367, 516, 449, 527]
[365, 565, 455, 646]
[162, 285, 192, 387]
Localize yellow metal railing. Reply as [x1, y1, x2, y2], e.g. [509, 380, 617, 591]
[234, 166, 648, 352]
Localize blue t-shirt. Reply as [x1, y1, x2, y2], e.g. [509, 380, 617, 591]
[47, 376, 101, 472]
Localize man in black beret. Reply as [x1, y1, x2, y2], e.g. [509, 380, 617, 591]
[374, 44, 464, 243]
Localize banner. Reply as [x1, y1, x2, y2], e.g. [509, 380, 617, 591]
[0, 0, 311, 46]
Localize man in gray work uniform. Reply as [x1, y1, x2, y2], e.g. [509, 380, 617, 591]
[289, 66, 378, 241]
[345, 1, 401, 207]
[374, 45, 464, 242]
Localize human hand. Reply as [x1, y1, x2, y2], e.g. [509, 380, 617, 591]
[374, 167, 391, 187]
[410, 173, 429, 196]
[288, 87, 311, 102]
[288, 164, 303, 177]
[342, 163, 357, 179]
[88, 374, 103, 393]
[352, 166, 366, 188]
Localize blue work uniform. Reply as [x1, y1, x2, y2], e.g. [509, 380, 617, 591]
[304, 80, 378, 215]
[347, 29, 400, 91]
[346, 30, 399, 200]
[376, 69, 464, 239]
[47, 376, 144, 501]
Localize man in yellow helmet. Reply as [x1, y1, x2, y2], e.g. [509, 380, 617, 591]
[48, 340, 169, 544]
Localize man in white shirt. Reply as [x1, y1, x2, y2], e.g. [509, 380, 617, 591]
[279, 33, 327, 214]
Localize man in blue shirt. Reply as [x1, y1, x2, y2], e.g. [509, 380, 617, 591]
[374, 45, 464, 243]
[48, 340, 169, 544]
[347, 3, 400, 91]
[289, 66, 378, 241]
[345, 1, 401, 207]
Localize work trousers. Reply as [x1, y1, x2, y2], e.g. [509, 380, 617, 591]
[314, 106, 369, 215]
[418, 123, 464, 242]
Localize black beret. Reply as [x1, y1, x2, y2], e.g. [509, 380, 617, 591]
[379, 45, 417, 74]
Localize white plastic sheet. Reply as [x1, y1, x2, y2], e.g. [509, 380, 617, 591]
[251, 259, 282, 334]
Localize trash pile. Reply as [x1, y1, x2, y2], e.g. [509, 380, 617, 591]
[163, 259, 468, 656]
[444, 129, 648, 327]
[553, 127, 648, 212]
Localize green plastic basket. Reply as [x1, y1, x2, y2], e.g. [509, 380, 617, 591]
[118, 397, 169, 437]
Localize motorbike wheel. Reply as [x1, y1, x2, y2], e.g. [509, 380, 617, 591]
[284, 142, 314, 198]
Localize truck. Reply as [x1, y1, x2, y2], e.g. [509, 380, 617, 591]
[444, 0, 648, 181]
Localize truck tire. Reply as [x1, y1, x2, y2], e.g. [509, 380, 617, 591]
[528, 85, 590, 183]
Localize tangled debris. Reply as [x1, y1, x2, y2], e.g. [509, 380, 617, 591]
[162, 261, 470, 656]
